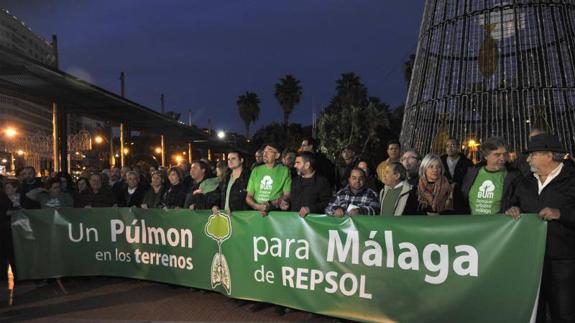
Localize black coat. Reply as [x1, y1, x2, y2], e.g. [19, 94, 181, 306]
[112, 180, 126, 206]
[122, 185, 148, 207]
[210, 169, 250, 211]
[314, 152, 337, 189]
[510, 163, 575, 258]
[142, 186, 166, 209]
[441, 153, 474, 187]
[163, 183, 187, 208]
[289, 174, 332, 214]
[20, 178, 43, 209]
[461, 165, 521, 214]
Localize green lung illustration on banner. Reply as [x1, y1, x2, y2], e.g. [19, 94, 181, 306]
[205, 211, 232, 294]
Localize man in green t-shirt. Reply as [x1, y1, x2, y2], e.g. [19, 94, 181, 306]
[246, 143, 292, 216]
[461, 137, 520, 215]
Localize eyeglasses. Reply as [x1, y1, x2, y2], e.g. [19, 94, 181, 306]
[400, 156, 420, 162]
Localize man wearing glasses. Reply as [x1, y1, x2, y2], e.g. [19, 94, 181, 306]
[246, 143, 292, 216]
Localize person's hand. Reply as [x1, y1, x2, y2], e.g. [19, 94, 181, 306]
[348, 208, 359, 216]
[141, 203, 148, 209]
[260, 210, 269, 217]
[225, 208, 231, 215]
[539, 207, 560, 221]
[84, 205, 92, 208]
[193, 188, 203, 195]
[279, 199, 289, 211]
[333, 208, 345, 218]
[505, 207, 521, 220]
[299, 206, 310, 218]
[211, 206, 219, 214]
[189, 204, 196, 210]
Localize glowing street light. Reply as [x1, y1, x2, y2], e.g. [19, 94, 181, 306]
[154, 147, 162, 154]
[217, 130, 226, 139]
[94, 135, 104, 144]
[174, 155, 183, 164]
[4, 127, 17, 138]
[123, 148, 129, 155]
[16, 149, 24, 156]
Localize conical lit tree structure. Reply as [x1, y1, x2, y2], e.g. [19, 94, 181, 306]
[400, 0, 575, 156]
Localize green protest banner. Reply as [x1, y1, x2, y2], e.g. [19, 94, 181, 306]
[11, 208, 546, 322]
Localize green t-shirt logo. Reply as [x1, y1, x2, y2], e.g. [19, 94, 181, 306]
[260, 176, 273, 191]
[478, 180, 495, 199]
[469, 168, 505, 215]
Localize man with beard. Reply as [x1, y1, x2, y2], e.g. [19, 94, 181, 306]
[280, 152, 331, 217]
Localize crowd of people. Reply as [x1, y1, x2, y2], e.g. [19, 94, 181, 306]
[1, 130, 574, 322]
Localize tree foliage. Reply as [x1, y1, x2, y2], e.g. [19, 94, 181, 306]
[317, 73, 399, 163]
[236, 91, 261, 138]
[251, 122, 311, 152]
[274, 74, 303, 127]
[317, 101, 391, 162]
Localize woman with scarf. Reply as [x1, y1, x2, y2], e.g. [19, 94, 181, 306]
[417, 154, 454, 215]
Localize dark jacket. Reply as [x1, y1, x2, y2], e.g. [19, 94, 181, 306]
[314, 152, 337, 189]
[510, 163, 575, 259]
[77, 188, 115, 208]
[111, 180, 126, 206]
[441, 153, 474, 187]
[122, 185, 147, 207]
[210, 168, 250, 211]
[163, 183, 187, 209]
[20, 178, 43, 209]
[142, 186, 166, 209]
[0, 193, 15, 276]
[460, 165, 521, 214]
[290, 174, 332, 214]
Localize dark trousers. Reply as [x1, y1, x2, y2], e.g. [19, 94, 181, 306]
[0, 220, 15, 280]
[536, 257, 575, 323]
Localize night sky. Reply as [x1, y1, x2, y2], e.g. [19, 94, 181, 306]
[2, 1, 425, 135]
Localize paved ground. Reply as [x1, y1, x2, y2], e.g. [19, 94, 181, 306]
[0, 278, 340, 322]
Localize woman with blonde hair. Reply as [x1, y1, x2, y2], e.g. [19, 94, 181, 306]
[417, 154, 454, 215]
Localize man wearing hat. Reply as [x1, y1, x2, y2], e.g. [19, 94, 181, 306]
[246, 143, 292, 216]
[506, 134, 575, 322]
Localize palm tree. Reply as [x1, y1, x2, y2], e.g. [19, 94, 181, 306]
[237, 91, 260, 138]
[274, 75, 303, 127]
[326, 72, 368, 113]
[335, 72, 368, 107]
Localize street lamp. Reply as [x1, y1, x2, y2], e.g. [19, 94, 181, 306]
[217, 130, 226, 139]
[155, 147, 162, 154]
[94, 135, 104, 144]
[4, 127, 17, 138]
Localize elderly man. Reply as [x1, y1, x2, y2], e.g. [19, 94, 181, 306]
[379, 162, 419, 216]
[326, 168, 380, 217]
[506, 134, 575, 322]
[122, 170, 147, 207]
[246, 143, 292, 216]
[400, 149, 422, 186]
